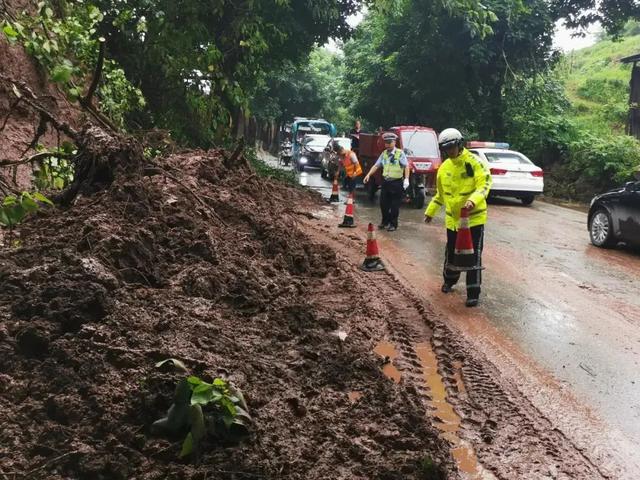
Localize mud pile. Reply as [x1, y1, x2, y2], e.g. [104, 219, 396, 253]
[0, 150, 452, 479]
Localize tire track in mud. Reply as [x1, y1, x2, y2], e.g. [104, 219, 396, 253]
[310, 217, 609, 479]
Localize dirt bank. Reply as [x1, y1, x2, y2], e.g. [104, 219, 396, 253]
[0, 150, 454, 479]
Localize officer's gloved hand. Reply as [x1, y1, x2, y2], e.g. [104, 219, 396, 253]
[403, 178, 410, 190]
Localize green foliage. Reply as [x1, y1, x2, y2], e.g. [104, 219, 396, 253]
[0, 192, 53, 236]
[246, 148, 299, 186]
[32, 143, 77, 190]
[417, 454, 446, 480]
[342, 0, 555, 137]
[90, 0, 359, 145]
[152, 360, 251, 460]
[551, 0, 640, 37]
[2, 1, 145, 128]
[252, 47, 353, 133]
[504, 69, 640, 199]
[558, 32, 639, 136]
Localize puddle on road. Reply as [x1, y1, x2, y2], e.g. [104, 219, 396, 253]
[373, 340, 495, 478]
[414, 342, 496, 480]
[373, 341, 402, 383]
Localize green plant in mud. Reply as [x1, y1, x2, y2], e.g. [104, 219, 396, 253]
[33, 143, 76, 190]
[0, 191, 53, 243]
[152, 359, 251, 459]
[417, 455, 446, 480]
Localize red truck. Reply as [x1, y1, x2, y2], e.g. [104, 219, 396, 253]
[359, 126, 442, 209]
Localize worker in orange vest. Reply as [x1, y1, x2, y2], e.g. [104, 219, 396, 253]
[334, 140, 362, 193]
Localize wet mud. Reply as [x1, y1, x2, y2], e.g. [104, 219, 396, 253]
[0, 151, 455, 479]
[306, 209, 613, 480]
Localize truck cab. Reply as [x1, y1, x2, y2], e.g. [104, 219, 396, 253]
[359, 126, 442, 209]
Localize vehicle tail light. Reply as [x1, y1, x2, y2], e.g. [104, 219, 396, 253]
[490, 168, 507, 175]
[530, 170, 544, 177]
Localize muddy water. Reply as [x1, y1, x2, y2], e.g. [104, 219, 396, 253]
[260, 154, 640, 475]
[414, 343, 496, 480]
[374, 341, 495, 479]
[373, 341, 402, 383]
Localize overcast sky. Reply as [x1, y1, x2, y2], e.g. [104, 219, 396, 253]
[329, 12, 600, 53]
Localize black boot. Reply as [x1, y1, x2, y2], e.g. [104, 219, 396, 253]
[441, 284, 453, 293]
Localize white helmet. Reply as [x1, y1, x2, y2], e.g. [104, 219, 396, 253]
[438, 128, 464, 149]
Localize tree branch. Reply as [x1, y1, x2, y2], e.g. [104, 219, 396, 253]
[82, 38, 105, 106]
[0, 151, 73, 168]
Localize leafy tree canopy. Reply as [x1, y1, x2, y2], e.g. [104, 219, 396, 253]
[91, 0, 360, 145]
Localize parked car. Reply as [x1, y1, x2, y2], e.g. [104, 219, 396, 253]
[467, 142, 544, 205]
[290, 118, 336, 172]
[321, 136, 351, 180]
[588, 181, 640, 247]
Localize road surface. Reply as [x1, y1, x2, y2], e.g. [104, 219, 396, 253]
[264, 155, 640, 475]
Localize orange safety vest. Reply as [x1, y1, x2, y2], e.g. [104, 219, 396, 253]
[342, 150, 362, 177]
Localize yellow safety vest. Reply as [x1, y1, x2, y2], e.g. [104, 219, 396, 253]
[382, 149, 404, 179]
[425, 148, 492, 230]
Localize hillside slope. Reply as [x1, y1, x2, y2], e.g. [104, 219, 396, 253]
[561, 31, 640, 134]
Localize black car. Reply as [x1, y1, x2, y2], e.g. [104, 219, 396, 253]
[588, 181, 640, 247]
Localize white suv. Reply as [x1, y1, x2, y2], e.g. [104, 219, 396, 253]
[467, 142, 544, 205]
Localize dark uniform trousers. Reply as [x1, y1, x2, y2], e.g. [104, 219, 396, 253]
[343, 175, 357, 192]
[443, 225, 484, 300]
[380, 178, 404, 228]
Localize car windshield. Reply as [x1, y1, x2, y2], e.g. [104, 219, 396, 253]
[331, 137, 351, 150]
[302, 134, 331, 148]
[484, 151, 532, 165]
[401, 130, 439, 157]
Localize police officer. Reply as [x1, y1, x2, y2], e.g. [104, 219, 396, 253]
[424, 128, 492, 307]
[349, 120, 361, 155]
[363, 132, 410, 232]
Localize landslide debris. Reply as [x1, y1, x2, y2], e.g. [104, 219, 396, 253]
[0, 146, 453, 479]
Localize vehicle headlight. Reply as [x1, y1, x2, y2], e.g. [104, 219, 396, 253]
[299, 156, 308, 164]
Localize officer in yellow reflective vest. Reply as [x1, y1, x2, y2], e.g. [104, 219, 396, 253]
[424, 128, 492, 307]
[363, 132, 411, 232]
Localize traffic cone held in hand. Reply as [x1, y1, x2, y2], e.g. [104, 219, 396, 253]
[361, 223, 385, 272]
[338, 192, 356, 228]
[451, 207, 478, 271]
[329, 177, 340, 202]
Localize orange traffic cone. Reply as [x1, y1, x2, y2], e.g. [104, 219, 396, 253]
[329, 177, 340, 202]
[451, 207, 477, 271]
[338, 192, 356, 228]
[360, 223, 385, 272]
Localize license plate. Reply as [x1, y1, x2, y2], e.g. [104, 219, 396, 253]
[413, 162, 432, 171]
[510, 171, 529, 177]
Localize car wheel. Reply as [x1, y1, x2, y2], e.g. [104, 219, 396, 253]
[320, 168, 327, 179]
[521, 195, 535, 206]
[589, 209, 616, 248]
[297, 164, 305, 173]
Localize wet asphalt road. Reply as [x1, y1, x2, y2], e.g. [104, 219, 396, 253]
[266, 156, 640, 470]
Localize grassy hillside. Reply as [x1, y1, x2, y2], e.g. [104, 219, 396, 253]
[560, 30, 640, 135]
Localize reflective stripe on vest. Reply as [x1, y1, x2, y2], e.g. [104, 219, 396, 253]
[382, 149, 404, 179]
[343, 150, 362, 177]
